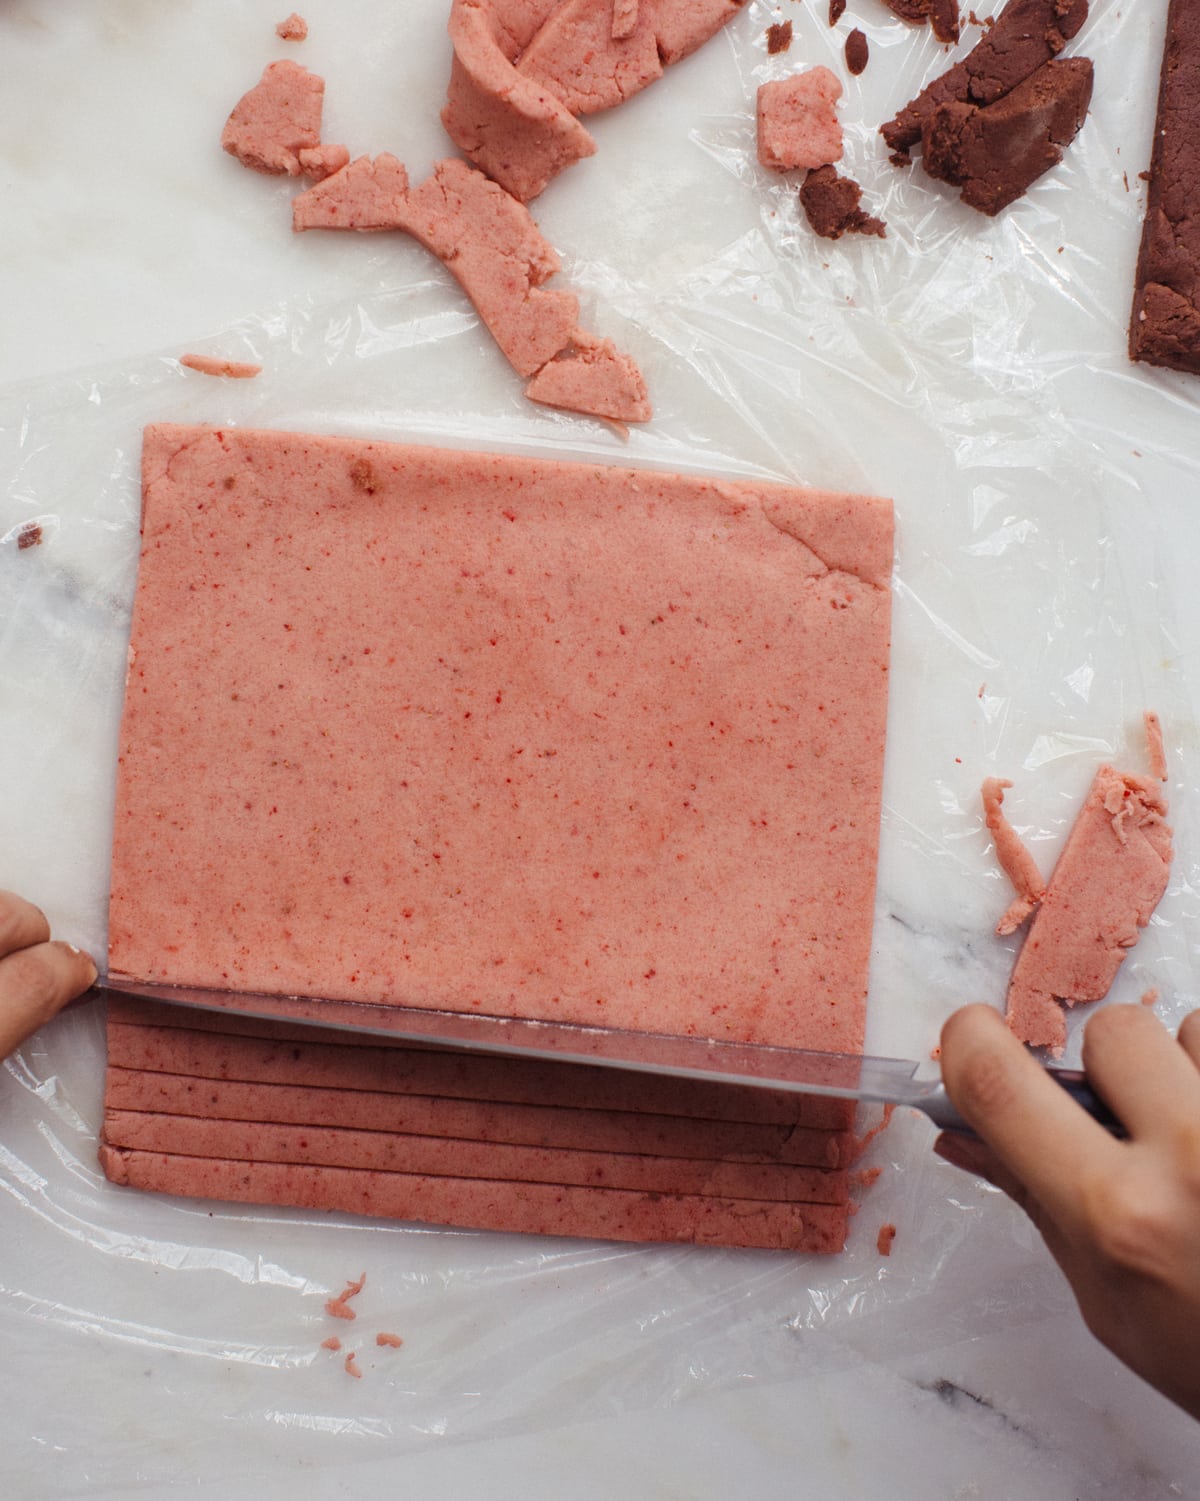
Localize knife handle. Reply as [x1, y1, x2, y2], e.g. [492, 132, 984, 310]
[921, 1067, 1126, 1139]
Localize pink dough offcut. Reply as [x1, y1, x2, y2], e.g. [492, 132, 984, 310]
[757, 68, 844, 172]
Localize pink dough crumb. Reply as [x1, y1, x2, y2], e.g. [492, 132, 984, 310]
[180, 354, 262, 380]
[1144, 711, 1167, 783]
[850, 1102, 895, 1163]
[930, 1043, 942, 1060]
[877, 1222, 897, 1255]
[850, 1166, 883, 1188]
[757, 68, 844, 172]
[344, 1351, 363, 1379]
[320, 1335, 342, 1352]
[612, 0, 639, 40]
[1141, 986, 1159, 1007]
[299, 143, 350, 181]
[325, 1272, 366, 1320]
[981, 777, 1046, 935]
[221, 59, 323, 176]
[376, 1332, 404, 1348]
[1005, 765, 1172, 1052]
[276, 12, 308, 40]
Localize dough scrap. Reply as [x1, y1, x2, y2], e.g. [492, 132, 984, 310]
[757, 68, 843, 173]
[221, 59, 324, 176]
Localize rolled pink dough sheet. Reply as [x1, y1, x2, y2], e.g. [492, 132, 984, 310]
[1006, 765, 1172, 1051]
[99, 1147, 850, 1252]
[110, 425, 892, 1055]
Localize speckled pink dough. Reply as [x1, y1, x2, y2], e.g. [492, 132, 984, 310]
[524, 330, 651, 422]
[221, 60, 323, 176]
[1006, 766, 1172, 1051]
[1144, 711, 1167, 782]
[757, 69, 844, 172]
[110, 425, 891, 1053]
[103, 1013, 855, 1130]
[103, 1109, 846, 1202]
[298, 143, 350, 180]
[292, 153, 411, 229]
[99, 1146, 851, 1251]
[442, 0, 597, 204]
[981, 777, 1045, 935]
[180, 355, 262, 380]
[516, 0, 742, 116]
[104, 1066, 848, 1167]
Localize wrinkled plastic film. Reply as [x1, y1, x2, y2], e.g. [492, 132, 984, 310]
[1, 0, 1198, 1487]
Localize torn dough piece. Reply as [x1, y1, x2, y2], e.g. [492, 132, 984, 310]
[981, 777, 1046, 934]
[921, 56, 1092, 216]
[298, 143, 350, 181]
[1005, 765, 1172, 1052]
[881, 0, 1089, 159]
[221, 59, 324, 176]
[294, 155, 647, 417]
[757, 68, 843, 173]
[524, 329, 651, 423]
[276, 12, 308, 40]
[110, 424, 892, 1053]
[800, 165, 886, 240]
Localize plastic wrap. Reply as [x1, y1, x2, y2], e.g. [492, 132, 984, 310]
[1, 0, 1198, 1489]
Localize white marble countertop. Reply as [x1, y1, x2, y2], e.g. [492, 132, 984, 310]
[3, 1, 1200, 1496]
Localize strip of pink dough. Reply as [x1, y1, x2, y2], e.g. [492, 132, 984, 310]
[180, 355, 262, 380]
[104, 1069, 847, 1168]
[104, 1022, 856, 1131]
[981, 777, 1046, 935]
[98, 1147, 851, 1252]
[1005, 765, 1172, 1051]
[102, 1110, 849, 1203]
[1144, 711, 1168, 782]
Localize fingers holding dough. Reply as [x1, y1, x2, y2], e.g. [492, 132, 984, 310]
[0, 940, 98, 1061]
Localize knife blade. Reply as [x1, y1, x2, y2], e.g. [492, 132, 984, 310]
[100, 978, 1123, 1137]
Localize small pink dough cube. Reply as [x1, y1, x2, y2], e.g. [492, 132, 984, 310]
[757, 67, 844, 172]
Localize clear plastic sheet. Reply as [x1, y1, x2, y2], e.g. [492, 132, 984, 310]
[1, 0, 1198, 1490]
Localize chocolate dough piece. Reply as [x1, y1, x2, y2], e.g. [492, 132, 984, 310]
[930, 0, 960, 44]
[829, 0, 846, 21]
[881, 0, 1089, 158]
[1130, 0, 1200, 372]
[921, 56, 1092, 215]
[845, 28, 869, 75]
[801, 165, 886, 239]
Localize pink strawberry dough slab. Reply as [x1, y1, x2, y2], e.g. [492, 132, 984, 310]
[110, 425, 892, 1054]
[104, 1017, 855, 1130]
[1006, 765, 1172, 1051]
[98, 1148, 850, 1251]
[104, 1067, 848, 1167]
[102, 1110, 847, 1203]
[757, 69, 844, 173]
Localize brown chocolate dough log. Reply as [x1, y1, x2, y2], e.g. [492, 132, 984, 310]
[1130, 0, 1200, 372]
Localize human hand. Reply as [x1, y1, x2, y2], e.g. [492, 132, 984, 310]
[0, 891, 97, 1062]
[935, 1002, 1200, 1422]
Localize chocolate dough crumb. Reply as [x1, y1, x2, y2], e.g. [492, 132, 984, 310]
[801, 165, 887, 239]
[845, 28, 869, 75]
[880, 0, 930, 19]
[17, 522, 43, 550]
[829, 0, 847, 23]
[921, 56, 1093, 215]
[767, 20, 793, 53]
[930, 0, 960, 43]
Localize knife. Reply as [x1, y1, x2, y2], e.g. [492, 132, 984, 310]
[100, 978, 1123, 1137]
